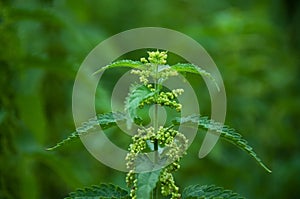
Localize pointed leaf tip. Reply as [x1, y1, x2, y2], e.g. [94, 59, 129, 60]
[47, 112, 127, 150]
[173, 115, 272, 173]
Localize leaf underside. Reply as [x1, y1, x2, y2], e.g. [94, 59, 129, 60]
[182, 184, 245, 199]
[173, 115, 272, 173]
[65, 183, 129, 199]
[46, 112, 127, 151]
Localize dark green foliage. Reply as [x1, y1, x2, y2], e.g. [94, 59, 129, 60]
[65, 184, 129, 199]
[173, 115, 271, 172]
[182, 185, 244, 199]
[1, 0, 299, 198]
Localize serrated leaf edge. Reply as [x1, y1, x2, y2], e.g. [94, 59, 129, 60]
[173, 115, 272, 173]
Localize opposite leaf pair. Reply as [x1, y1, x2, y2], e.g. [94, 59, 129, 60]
[48, 50, 271, 199]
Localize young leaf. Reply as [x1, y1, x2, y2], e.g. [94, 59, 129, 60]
[93, 60, 143, 75]
[46, 112, 127, 150]
[125, 84, 157, 124]
[173, 115, 272, 173]
[65, 183, 129, 199]
[182, 184, 244, 199]
[136, 169, 161, 199]
[170, 63, 220, 91]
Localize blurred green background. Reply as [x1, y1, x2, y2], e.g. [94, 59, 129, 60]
[1, 0, 299, 198]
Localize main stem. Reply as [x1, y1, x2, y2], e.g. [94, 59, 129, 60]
[152, 64, 159, 199]
[154, 63, 159, 161]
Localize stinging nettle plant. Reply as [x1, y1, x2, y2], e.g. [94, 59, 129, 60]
[48, 50, 271, 199]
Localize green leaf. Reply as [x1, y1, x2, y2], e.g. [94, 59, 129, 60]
[93, 60, 143, 75]
[136, 169, 161, 199]
[96, 112, 128, 129]
[170, 63, 220, 91]
[173, 115, 272, 173]
[182, 184, 244, 199]
[65, 183, 129, 199]
[46, 112, 127, 150]
[125, 84, 157, 125]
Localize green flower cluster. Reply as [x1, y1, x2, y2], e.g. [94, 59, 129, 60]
[160, 167, 180, 198]
[159, 134, 188, 198]
[139, 88, 184, 112]
[125, 126, 188, 199]
[126, 169, 137, 199]
[142, 50, 168, 65]
[164, 133, 188, 163]
[131, 50, 178, 85]
[131, 69, 151, 85]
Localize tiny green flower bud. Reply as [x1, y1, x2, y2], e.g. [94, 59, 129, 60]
[140, 57, 148, 63]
